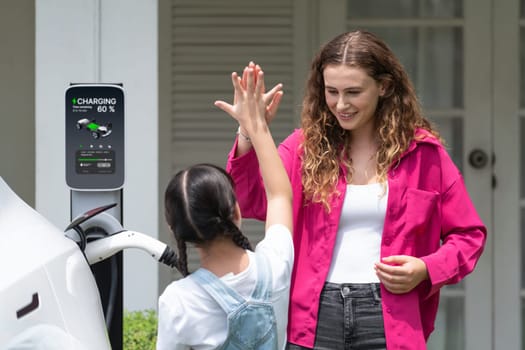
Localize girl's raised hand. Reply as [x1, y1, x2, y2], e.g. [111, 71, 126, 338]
[215, 66, 281, 137]
[243, 62, 283, 124]
[220, 62, 283, 126]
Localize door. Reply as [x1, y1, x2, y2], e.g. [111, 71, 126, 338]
[493, 0, 523, 349]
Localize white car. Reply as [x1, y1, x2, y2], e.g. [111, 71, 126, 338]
[0, 177, 177, 349]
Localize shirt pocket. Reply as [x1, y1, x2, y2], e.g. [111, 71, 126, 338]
[405, 188, 439, 236]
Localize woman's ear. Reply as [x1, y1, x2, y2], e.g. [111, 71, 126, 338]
[377, 76, 392, 98]
[378, 81, 387, 97]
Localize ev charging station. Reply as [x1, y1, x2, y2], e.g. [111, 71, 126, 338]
[65, 83, 125, 350]
[0, 84, 177, 349]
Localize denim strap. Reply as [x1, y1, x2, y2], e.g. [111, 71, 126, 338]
[190, 253, 272, 313]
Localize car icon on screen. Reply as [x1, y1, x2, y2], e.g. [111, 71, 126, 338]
[76, 118, 112, 139]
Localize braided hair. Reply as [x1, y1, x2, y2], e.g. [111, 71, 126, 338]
[164, 164, 253, 277]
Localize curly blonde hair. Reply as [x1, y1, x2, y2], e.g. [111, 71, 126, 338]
[301, 30, 440, 210]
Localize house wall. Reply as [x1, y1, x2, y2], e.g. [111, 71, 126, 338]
[35, 0, 160, 311]
[0, 0, 35, 207]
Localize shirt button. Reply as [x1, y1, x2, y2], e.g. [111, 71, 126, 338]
[386, 308, 392, 313]
[384, 237, 392, 245]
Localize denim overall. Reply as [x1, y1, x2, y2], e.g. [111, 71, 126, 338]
[191, 253, 278, 350]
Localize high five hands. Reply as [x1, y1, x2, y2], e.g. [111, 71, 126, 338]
[214, 62, 283, 137]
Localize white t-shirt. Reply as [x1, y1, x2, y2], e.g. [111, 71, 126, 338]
[327, 183, 388, 283]
[156, 224, 294, 350]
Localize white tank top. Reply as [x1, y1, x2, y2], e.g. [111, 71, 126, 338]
[326, 182, 388, 283]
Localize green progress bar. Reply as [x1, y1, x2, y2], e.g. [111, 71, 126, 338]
[78, 158, 103, 161]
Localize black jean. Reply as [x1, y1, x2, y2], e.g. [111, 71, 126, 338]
[287, 282, 386, 350]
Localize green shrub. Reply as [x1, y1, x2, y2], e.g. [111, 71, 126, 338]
[123, 309, 158, 350]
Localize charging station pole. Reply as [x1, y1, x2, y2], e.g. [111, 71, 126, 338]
[65, 84, 125, 350]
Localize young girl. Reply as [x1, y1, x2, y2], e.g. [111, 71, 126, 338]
[156, 66, 293, 349]
[226, 31, 487, 349]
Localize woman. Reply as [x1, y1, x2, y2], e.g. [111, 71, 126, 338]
[226, 31, 486, 349]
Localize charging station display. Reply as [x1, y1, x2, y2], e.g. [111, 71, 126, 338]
[66, 84, 124, 190]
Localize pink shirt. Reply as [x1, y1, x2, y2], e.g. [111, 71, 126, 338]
[226, 128, 486, 349]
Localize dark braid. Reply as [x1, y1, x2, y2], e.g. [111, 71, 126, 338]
[232, 230, 253, 251]
[222, 219, 253, 251]
[175, 236, 189, 277]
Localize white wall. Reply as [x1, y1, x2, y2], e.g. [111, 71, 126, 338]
[157, 0, 175, 290]
[35, 0, 160, 311]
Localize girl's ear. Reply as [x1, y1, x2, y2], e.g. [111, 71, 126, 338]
[233, 202, 242, 228]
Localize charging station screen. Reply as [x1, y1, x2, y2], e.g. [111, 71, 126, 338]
[75, 150, 115, 174]
[66, 84, 124, 190]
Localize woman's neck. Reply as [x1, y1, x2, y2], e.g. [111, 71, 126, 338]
[349, 125, 377, 149]
[348, 131, 379, 185]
